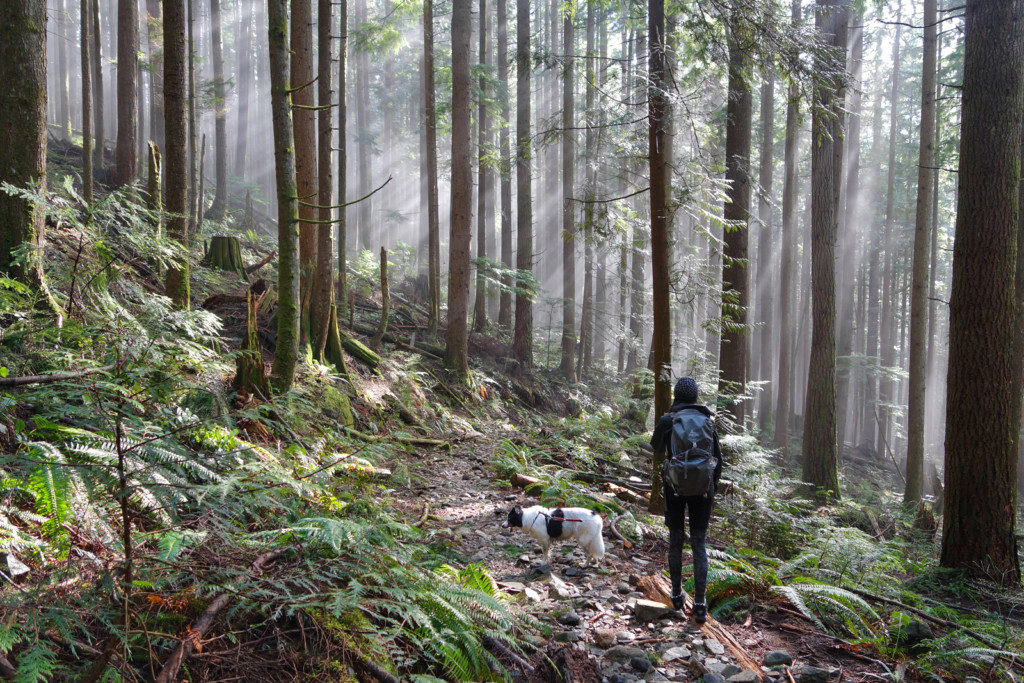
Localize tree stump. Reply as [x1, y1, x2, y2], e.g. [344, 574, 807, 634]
[202, 235, 248, 280]
[233, 284, 270, 399]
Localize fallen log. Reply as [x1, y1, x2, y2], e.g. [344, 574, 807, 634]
[155, 549, 285, 683]
[482, 635, 535, 676]
[244, 250, 277, 275]
[0, 364, 115, 388]
[638, 574, 764, 680]
[602, 482, 650, 507]
[510, 472, 544, 494]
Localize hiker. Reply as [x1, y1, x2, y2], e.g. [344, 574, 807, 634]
[650, 376, 722, 624]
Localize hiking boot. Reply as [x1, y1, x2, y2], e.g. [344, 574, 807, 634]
[671, 593, 684, 610]
[692, 601, 708, 625]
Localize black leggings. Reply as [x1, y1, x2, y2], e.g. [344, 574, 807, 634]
[663, 486, 713, 605]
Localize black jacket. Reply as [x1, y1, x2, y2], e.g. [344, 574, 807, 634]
[651, 403, 723, 488]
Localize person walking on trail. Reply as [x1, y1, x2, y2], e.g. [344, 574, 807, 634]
[650, 376, 722, 624]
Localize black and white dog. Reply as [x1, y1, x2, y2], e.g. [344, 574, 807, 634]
[501, 505, 605, 564]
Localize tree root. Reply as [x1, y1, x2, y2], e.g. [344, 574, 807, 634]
[0, 364, 115, 388]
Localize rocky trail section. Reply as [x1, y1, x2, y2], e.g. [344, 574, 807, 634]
[394, 439, 881, 683]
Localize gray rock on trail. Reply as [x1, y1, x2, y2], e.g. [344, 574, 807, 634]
[635, 599, 671, 622]
[727, 671, 760, 683]
[630, 656, 652, 672]
[553, 630, 581, 643]
[792, 665, 831, 683]
[661, 646, 691, 662]
[763, 650, 792, 667]
[720, 664, 742, 678]
[604, 645, 648, 663]
[705, 638, 726, 655]
[548, 574, 573, 600]
[556, 611, 582, 626]
[702, 674, 726, 683]
[618, 582, 633, 594]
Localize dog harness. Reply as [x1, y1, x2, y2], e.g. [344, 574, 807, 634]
[531, 508, 584, 540]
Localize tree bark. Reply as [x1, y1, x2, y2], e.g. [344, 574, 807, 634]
[940, 0, 1023, 585]
[878, 14, 902, 457]
[473, 0, 490, 333]
[312, 0, 341, 369]
[904, 0, 938, 506]
[57, 0, 71, 139]
[801, 0, 847, 498]
[146, 0, 164, 152]
[337, 0, 349, 318]
[234, 1, 251, 178]
[648, 0, 671, 514]
[497, 0, 513, 330]
[445, 0, 473, 381]
[292, 0, 317, 348]
[559, 7, 577, 382]
[115, 0, 138, 186]
[207, 0, 227, 218]
[512, 0, 533, 367]
[718, 4, 753, 426]
[268, 0, 301, 392]
[577, 0, 596, 376]
[91, 0, 105, 172]
[163, 0, 189, 308]
[424, 0, 441, 334]
[755, 71, 775, 434]
[0, 0, 49, 294]
[836, 12, 863, 447]
[354, 0, 371, 250]
[81, 0, 94, 204]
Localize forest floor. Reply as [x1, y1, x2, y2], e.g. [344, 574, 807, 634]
[387, 432, 889, 682]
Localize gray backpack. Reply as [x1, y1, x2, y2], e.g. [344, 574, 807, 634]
[663, 409, 717, 497]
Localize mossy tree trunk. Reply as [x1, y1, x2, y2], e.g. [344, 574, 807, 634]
[207, 0, 227, 219]
[115, 0, 139, 187]
[0, 0, 51, 299]
[268, 0, 301, 392]
[81, 0, 94, 204]
[424, 0, 441, 333]
[234, 288, 271, 399]
[496, 0, 512, 330]
[292, 0, 317, 350]
[558, 8, 576, 383]
[372, 248, 390, 349]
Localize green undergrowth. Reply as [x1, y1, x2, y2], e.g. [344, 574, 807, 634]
[0, 184, 535, 681]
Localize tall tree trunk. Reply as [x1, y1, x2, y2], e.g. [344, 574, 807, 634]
[904, 0, 938, 506]
[337, 0, 349, 321]
[312, 0, 339, 365]
[268, 0, 301, 392]
[81, 0, 94, 203]
[593, 10, 608, 367]
[801, 0, 847, 498]
[861, 89, 884, 449]
[578, 0, 596, 376]
[146, 0, 164, 152]
[163, 0, 189, 308]
[512, 0, 533, 366]
[473, 0, 490, 333]
[755, 71, 775, 434]
[445, 0, 473, 381]
[292, 0, 317, 348]
[91, 0, 105, 172]
[207, 0, 227, 218]
[187, 0, 197, 238]
[836, 12, 863, 446]
[497, 0, 512, 329]
[558, 7, 577, 382]
[940, 0, 1023, 585]
[618, 227, 628, 374]
[115, 0, 138, 186]
[355, 0, 371, 250]
[234, 2, 251, 177]
[925, 29, 944, 455]
[57, 0, 71, 138]
[0, 0, 50, 298]
[878, 14, 902, 457]
[719, 4, 753, 426]
[424, 0, 441, 334]
[648, 0, 671, 514]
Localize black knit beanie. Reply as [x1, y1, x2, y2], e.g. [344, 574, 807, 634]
[674, 377, 699, 404]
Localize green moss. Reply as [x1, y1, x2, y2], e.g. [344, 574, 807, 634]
[321, 383, 354, 426]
